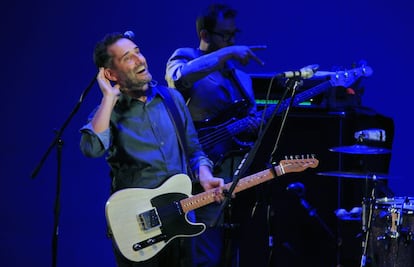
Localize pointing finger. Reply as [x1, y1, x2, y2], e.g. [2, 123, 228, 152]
[247, 45, 266, 66]
[249, 52, 265, 66]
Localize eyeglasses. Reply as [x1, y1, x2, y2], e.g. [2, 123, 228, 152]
[209, 30, 240, 42]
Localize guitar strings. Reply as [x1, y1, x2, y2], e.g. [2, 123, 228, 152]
[198, 123, 238, 149]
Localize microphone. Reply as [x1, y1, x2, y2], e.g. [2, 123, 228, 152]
[286, 182, 305, 198]
[123, 30, 135, 39]
[276, 64, 319, 79]
[286, 182, 315, 216]
[287, 182, 336, 241]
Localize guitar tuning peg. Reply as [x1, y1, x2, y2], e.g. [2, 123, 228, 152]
[344, 71, 349, 78]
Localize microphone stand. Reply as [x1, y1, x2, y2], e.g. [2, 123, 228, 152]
[287, 183, 336, 242]
[30, 73, 97, 267]
[209, 76, 297, 227]
[360, 175, 377, 267]
[264, 78, 301, 267]
[210, 77, 303, 267]
[268, 78, 302, 164]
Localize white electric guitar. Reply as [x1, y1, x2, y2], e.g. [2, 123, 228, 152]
[105, 157, 319, 262]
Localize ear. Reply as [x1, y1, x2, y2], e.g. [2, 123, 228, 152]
[103, 68, 118, 82]
[200, 29, 210, 43]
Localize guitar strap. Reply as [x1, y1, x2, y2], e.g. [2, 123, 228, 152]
[223, 63, 256, 111]
[158, 86, 196, 181]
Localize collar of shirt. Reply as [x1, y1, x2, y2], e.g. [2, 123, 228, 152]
[117, 86, 161, 108]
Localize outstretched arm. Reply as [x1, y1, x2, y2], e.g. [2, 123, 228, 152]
[166, 45, 266, 90]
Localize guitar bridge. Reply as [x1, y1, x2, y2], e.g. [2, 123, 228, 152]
[138, 208, 162, 231]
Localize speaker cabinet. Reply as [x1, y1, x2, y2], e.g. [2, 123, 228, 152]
[232, 107, 394, 267]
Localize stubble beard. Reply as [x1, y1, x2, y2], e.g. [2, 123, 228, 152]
[121, 71, 153, 93]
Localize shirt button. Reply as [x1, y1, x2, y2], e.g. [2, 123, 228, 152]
[160, 141, 164, 146]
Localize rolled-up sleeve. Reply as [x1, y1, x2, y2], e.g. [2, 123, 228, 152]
[166, 48, 222, 91]
[79, 122, 110, 158]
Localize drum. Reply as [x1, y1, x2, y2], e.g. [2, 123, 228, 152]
[368, 197, 414, 267]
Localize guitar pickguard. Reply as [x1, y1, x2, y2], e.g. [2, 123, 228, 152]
[151, 193, 204, 238]
[131, 192, 205, 252]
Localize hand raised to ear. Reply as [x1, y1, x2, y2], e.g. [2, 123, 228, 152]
[97, 67, 121, 97]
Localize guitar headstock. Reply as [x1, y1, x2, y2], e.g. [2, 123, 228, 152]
[279, 156, 319, 174]
[327, 64, 373, 88]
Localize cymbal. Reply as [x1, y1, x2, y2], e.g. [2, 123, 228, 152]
[329, 144, 391, 154]
[317, 171, 389, 180]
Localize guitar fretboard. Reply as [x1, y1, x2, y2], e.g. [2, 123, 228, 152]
[180, 167, 281, 213]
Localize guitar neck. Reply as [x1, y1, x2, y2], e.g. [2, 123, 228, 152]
[214, 65, 371, 139]
[225, 80, 331, 136]
[180, 166, 282, 213]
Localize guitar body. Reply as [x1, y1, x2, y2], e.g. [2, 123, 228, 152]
[105, 174, 206, 262]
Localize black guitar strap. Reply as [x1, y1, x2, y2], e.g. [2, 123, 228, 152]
[223, 63, 256, 110]
[158, 87, 196, 181]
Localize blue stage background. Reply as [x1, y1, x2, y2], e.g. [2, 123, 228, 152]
[2, 0, 413, 266]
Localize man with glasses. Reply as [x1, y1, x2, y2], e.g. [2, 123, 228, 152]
[165, 3, 266, 267]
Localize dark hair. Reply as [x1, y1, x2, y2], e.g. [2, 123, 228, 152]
[93, 31, 134, 68]
[195, 4, 237, 37]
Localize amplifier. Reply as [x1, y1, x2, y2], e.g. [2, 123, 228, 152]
[233, 108, 394, 267]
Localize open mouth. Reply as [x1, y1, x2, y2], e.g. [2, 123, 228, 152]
[136, 66, 146, 74]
